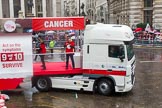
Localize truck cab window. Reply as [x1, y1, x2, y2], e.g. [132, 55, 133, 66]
[109, 45, 124, 58]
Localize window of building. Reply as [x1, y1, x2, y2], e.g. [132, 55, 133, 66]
[144, 10, 152, 25]
[37, 3, 42, 12]
[36, 0, 43, 17]
[2, 0, 10, 18]
[144, 0, 153, 25]
[38, 13, 43, 17]
[14, 0, 21, 18]
[144, 0, 153, 7]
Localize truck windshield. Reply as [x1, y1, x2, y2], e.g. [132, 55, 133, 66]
[126, 44, 134, 61]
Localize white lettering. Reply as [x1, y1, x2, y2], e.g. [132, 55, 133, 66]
[44, 20, 74, 28]
[2, 63, 23, 68]
[54, 21, 59, 27]
[69, 21, 73, 27]
[64, 21, 68, 27]
[59, 21, 64, 27]
[49, 21, 54, 27]
[44, 21, 49, 28]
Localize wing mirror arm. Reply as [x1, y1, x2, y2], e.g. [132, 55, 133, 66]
[118, 45, 125, 62]
[118, 55, 124, 62]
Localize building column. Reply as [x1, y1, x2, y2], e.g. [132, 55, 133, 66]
[52, 0, 56, 17]
[129, 0, 142, 27]
[153, 0, 162, 32]
[9, 0, 14, 18]
[32, 0, 36, 16]
[42, 0, 46, 17]
[0, 0, 3, 18]
[20, 0, 25, 18]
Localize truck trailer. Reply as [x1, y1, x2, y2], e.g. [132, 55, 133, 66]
[32, 23, 136, 96]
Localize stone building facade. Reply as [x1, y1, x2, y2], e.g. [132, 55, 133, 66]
[86, 0, 96, 23]
[0, 0, 162, 31]
[0, 0, 64, 18]
[63, 0, 86, 17]
[96, 0, 162, 31]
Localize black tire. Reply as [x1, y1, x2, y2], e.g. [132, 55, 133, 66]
[97, 79, 114, 96]
[34, 77, 52, 92]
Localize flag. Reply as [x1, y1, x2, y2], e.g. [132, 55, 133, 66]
[145, 23, 152, 32]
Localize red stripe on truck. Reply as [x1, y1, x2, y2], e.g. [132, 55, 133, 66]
[83, 69, 126, 76]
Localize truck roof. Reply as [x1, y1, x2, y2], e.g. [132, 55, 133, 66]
[84, 23, 134, 43]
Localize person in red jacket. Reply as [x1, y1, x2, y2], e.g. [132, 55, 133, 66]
[38, 36, 46, 70]
[64, 36, 75, 69]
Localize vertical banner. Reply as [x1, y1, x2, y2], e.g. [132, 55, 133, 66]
[0, 34, 33, 78]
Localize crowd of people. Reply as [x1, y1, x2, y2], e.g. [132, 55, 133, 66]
[134, 30, 162, 45]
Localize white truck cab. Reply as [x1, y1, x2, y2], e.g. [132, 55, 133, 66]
[83, 23, 135, 93]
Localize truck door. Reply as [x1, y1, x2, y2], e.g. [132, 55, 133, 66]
[88, 44, 108, 70]
[108, 45, 126, 86]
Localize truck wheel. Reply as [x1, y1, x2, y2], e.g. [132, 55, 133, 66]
[97, 79, 114, 96]
[34, 77, 51, 92]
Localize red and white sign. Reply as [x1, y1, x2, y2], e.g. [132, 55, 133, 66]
[4, 20, 16, 32]
[32, 17, 85, 31]
[0, 35, 33, 78]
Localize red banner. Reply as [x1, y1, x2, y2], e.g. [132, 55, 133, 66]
[32, 17, 85, 31]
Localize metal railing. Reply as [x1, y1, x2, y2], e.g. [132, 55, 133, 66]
[134, 38, 162, 47]
[33, 47, 66, 62]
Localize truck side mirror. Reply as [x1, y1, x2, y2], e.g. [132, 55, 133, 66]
[119, 55, 124, 62]
[118, 45, 125, 62]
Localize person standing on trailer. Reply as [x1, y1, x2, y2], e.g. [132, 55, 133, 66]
[49, 38, 56, 57]
[64, 36, 75, 69]
[38, 36, 46, 70]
